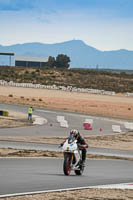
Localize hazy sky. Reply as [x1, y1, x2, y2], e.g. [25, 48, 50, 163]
[0, 0, 133, 50]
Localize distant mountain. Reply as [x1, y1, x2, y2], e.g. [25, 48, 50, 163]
[0, 40, 133, 69]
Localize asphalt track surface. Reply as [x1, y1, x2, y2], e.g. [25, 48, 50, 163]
[0, 103, 133, 158]
[0, 141, 133, 158]
[0, 103, 133, 197]
[0, 103, 128, 137]
[0, 158, 133, 197]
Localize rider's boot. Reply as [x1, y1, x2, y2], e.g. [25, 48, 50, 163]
[80, 160, 85, 167]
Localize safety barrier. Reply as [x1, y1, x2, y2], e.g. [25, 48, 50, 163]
[33, 117, 46, 125]
[2, 80, 133, 96]
[126, 92, 133, 97]
[56, 115, 68, 128]
[112, 125, 121, 133]
[124, 122, 133, 130]
[0, 80, 116, 96]
[60, 120, 69, 128]
[57, 116, 65, 122]
[83, 122, 92, 130]
[84, 118, 93, 124]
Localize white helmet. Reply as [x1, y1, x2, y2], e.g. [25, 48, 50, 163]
[70, 129, 79, 138]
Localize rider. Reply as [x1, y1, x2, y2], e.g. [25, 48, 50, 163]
[61, 129, 88, 166]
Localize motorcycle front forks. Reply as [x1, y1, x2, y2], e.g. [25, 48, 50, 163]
[72, 150, 81, 167]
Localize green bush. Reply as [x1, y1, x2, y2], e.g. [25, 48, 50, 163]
[3, 110, 9, 117]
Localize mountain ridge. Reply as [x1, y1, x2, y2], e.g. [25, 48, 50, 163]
[0, 40, 133, 69]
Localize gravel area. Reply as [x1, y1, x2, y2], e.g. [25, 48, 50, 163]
[0, 188, 133, 200]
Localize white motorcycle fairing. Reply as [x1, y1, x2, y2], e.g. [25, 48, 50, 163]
[62, 138, 81, 170]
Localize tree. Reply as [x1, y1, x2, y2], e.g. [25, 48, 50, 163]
[48, 56, 56, 68]
[55, 54, 70, 68]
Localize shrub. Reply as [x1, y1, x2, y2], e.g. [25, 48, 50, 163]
[24, 70, 29, 74]
[36, 69, 40, 73]
[3, 110, 9, 116]
[8, 94, 13, 97]
[68, 72, 73, 76]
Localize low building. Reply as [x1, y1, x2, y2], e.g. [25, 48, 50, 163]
[15, 56, 49, 67]
[0, 52, 15, 66]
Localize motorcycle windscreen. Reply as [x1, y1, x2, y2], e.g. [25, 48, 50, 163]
[68, 135, 75, 144]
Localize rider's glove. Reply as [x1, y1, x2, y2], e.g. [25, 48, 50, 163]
[58, 143, 63, 148]
[82, 144, 88, 149]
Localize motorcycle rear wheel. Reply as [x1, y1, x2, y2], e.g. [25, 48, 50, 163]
[63, 156, 71, 175]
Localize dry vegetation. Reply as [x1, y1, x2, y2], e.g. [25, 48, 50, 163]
[0, 66, 133, 93]
[0, 110, 32, 128]
[0, 131, 133, 151]
[0, 148, 133, 161]
[0, 117, 32, 128]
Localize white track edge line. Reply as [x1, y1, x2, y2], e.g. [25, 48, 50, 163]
[0, 182, 133, 198]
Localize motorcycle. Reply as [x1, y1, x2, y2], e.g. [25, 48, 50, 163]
[61, 135, 85, 176]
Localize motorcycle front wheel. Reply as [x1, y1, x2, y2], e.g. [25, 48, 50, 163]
[63, 155, 71, 175]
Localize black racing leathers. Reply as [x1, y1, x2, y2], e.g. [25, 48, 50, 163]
[76, 134, 88, 163]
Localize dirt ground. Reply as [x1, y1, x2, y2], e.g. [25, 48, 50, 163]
[0, 85, 133, 200]
[0, 131, 133, 150]
[0, 85, 133, 119]
[0, 110, 32, 128]
[0, 188, 133, 200]
[0, 148, 133, 161]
